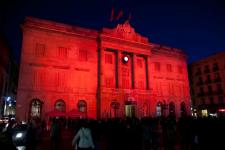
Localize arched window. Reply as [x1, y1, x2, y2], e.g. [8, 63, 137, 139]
[55, 99, 66, 112]
[180, 102, 186, 116]
[169, 102, 175, 116]
[156, 102, 163, 117]
[77, 100, 87, 112]
[110, 100, 120, 118]
[143, 103, 148, 117]
[30, 99, 42, 117]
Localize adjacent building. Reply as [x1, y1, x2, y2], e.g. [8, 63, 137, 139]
[189, 52, 225, 117]
[0, 33, 18, 118]
[16, 17, 190, 121]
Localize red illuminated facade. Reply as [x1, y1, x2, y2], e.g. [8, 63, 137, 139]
[16, 17, 190, 121]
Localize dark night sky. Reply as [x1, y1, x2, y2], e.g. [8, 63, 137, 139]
[1, 0, 225, 64]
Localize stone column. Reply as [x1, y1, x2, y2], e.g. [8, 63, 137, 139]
[96, 36, 103, 119]
[145, 56, 149, 90]
[117, 51, 122, 88]
[115, 50, 119, 88]
[131, 53, 135, 89]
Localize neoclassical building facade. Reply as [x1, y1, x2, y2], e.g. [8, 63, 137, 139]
[16, 17, 190, 121]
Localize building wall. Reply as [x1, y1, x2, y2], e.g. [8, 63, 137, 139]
[189, 52, 225, 117]
[16, 17, 190, 121]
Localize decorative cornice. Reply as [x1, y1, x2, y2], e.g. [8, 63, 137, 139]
[23, 16, 98, 39]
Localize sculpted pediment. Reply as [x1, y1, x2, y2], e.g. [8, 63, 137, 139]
[102, 21, 149, 44]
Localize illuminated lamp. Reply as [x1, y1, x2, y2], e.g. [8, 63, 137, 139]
[218, 108, 225, 112]
[122, 55, 129, 63]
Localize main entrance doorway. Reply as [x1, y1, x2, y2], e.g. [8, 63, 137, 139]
[125, 100, 136, 117]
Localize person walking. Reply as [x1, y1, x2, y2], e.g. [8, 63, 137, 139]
[72, 120, 95, 150]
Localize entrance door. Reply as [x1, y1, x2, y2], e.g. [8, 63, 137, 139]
[125, 104, 136, 117]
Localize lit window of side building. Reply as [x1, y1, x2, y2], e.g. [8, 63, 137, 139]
[16, 17, 190, 121]
[189, 52, 225, 117]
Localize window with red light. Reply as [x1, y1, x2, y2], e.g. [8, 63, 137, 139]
[55, 72, 65, 88]
[33, 70, 45, 89]
[122, 68, 130, 76]
[78, 100, 87, 112]
[35, 43, 45, 57]
[105, 77, 114, 88]
[154, 62, 160, 71]
[178, 66, 183, 74]
[167, 64, 172, 72]
[58, 47, 68, 59]
[55, 99, 66, 112]
[122, 78, 130, 89]
[79, 49, 87, 61]
[138, 80, 144, 89]
[105, 53, 113, 64]
[137, 58, 143, 68]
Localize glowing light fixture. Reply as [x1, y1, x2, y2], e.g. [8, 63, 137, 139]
[122, 55, 129, 63]
[16, 133, 23, 139]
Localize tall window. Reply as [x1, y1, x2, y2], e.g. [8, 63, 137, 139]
[143, 103, 148, 117]
[178, 66, 183, 74]
[58, 47, 68, 59]
[77, 100, 87, 112]
[210, 97, 214, 104]
[55, 99, 66, 112]
[138, 80, 144, 89]
[156, 102, 162, 117]
[201, 98, 205, 105]
[167, 64, 172, 72]
[154, 62, 160, 71]
[122, 78, 130, 89]
[137, 58, 143, 68]
[105, 77, 114, 88]
[169, 102, 175, 115]
[35, 43, 46, 57]
[30, 99, 42, 117]
[180, 102, 186, 116]
[79, 49, 87, 61]
[208, 85, 213, 93]
[105, 54, 113, 64]
[218, 96, 224, 104]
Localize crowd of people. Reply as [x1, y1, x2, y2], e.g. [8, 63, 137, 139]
[1, 115, 225, 150]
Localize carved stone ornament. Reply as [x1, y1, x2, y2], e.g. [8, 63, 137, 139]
[102, 20, 149, 43]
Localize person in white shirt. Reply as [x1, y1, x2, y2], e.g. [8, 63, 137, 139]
[72, 120, 95, 150]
